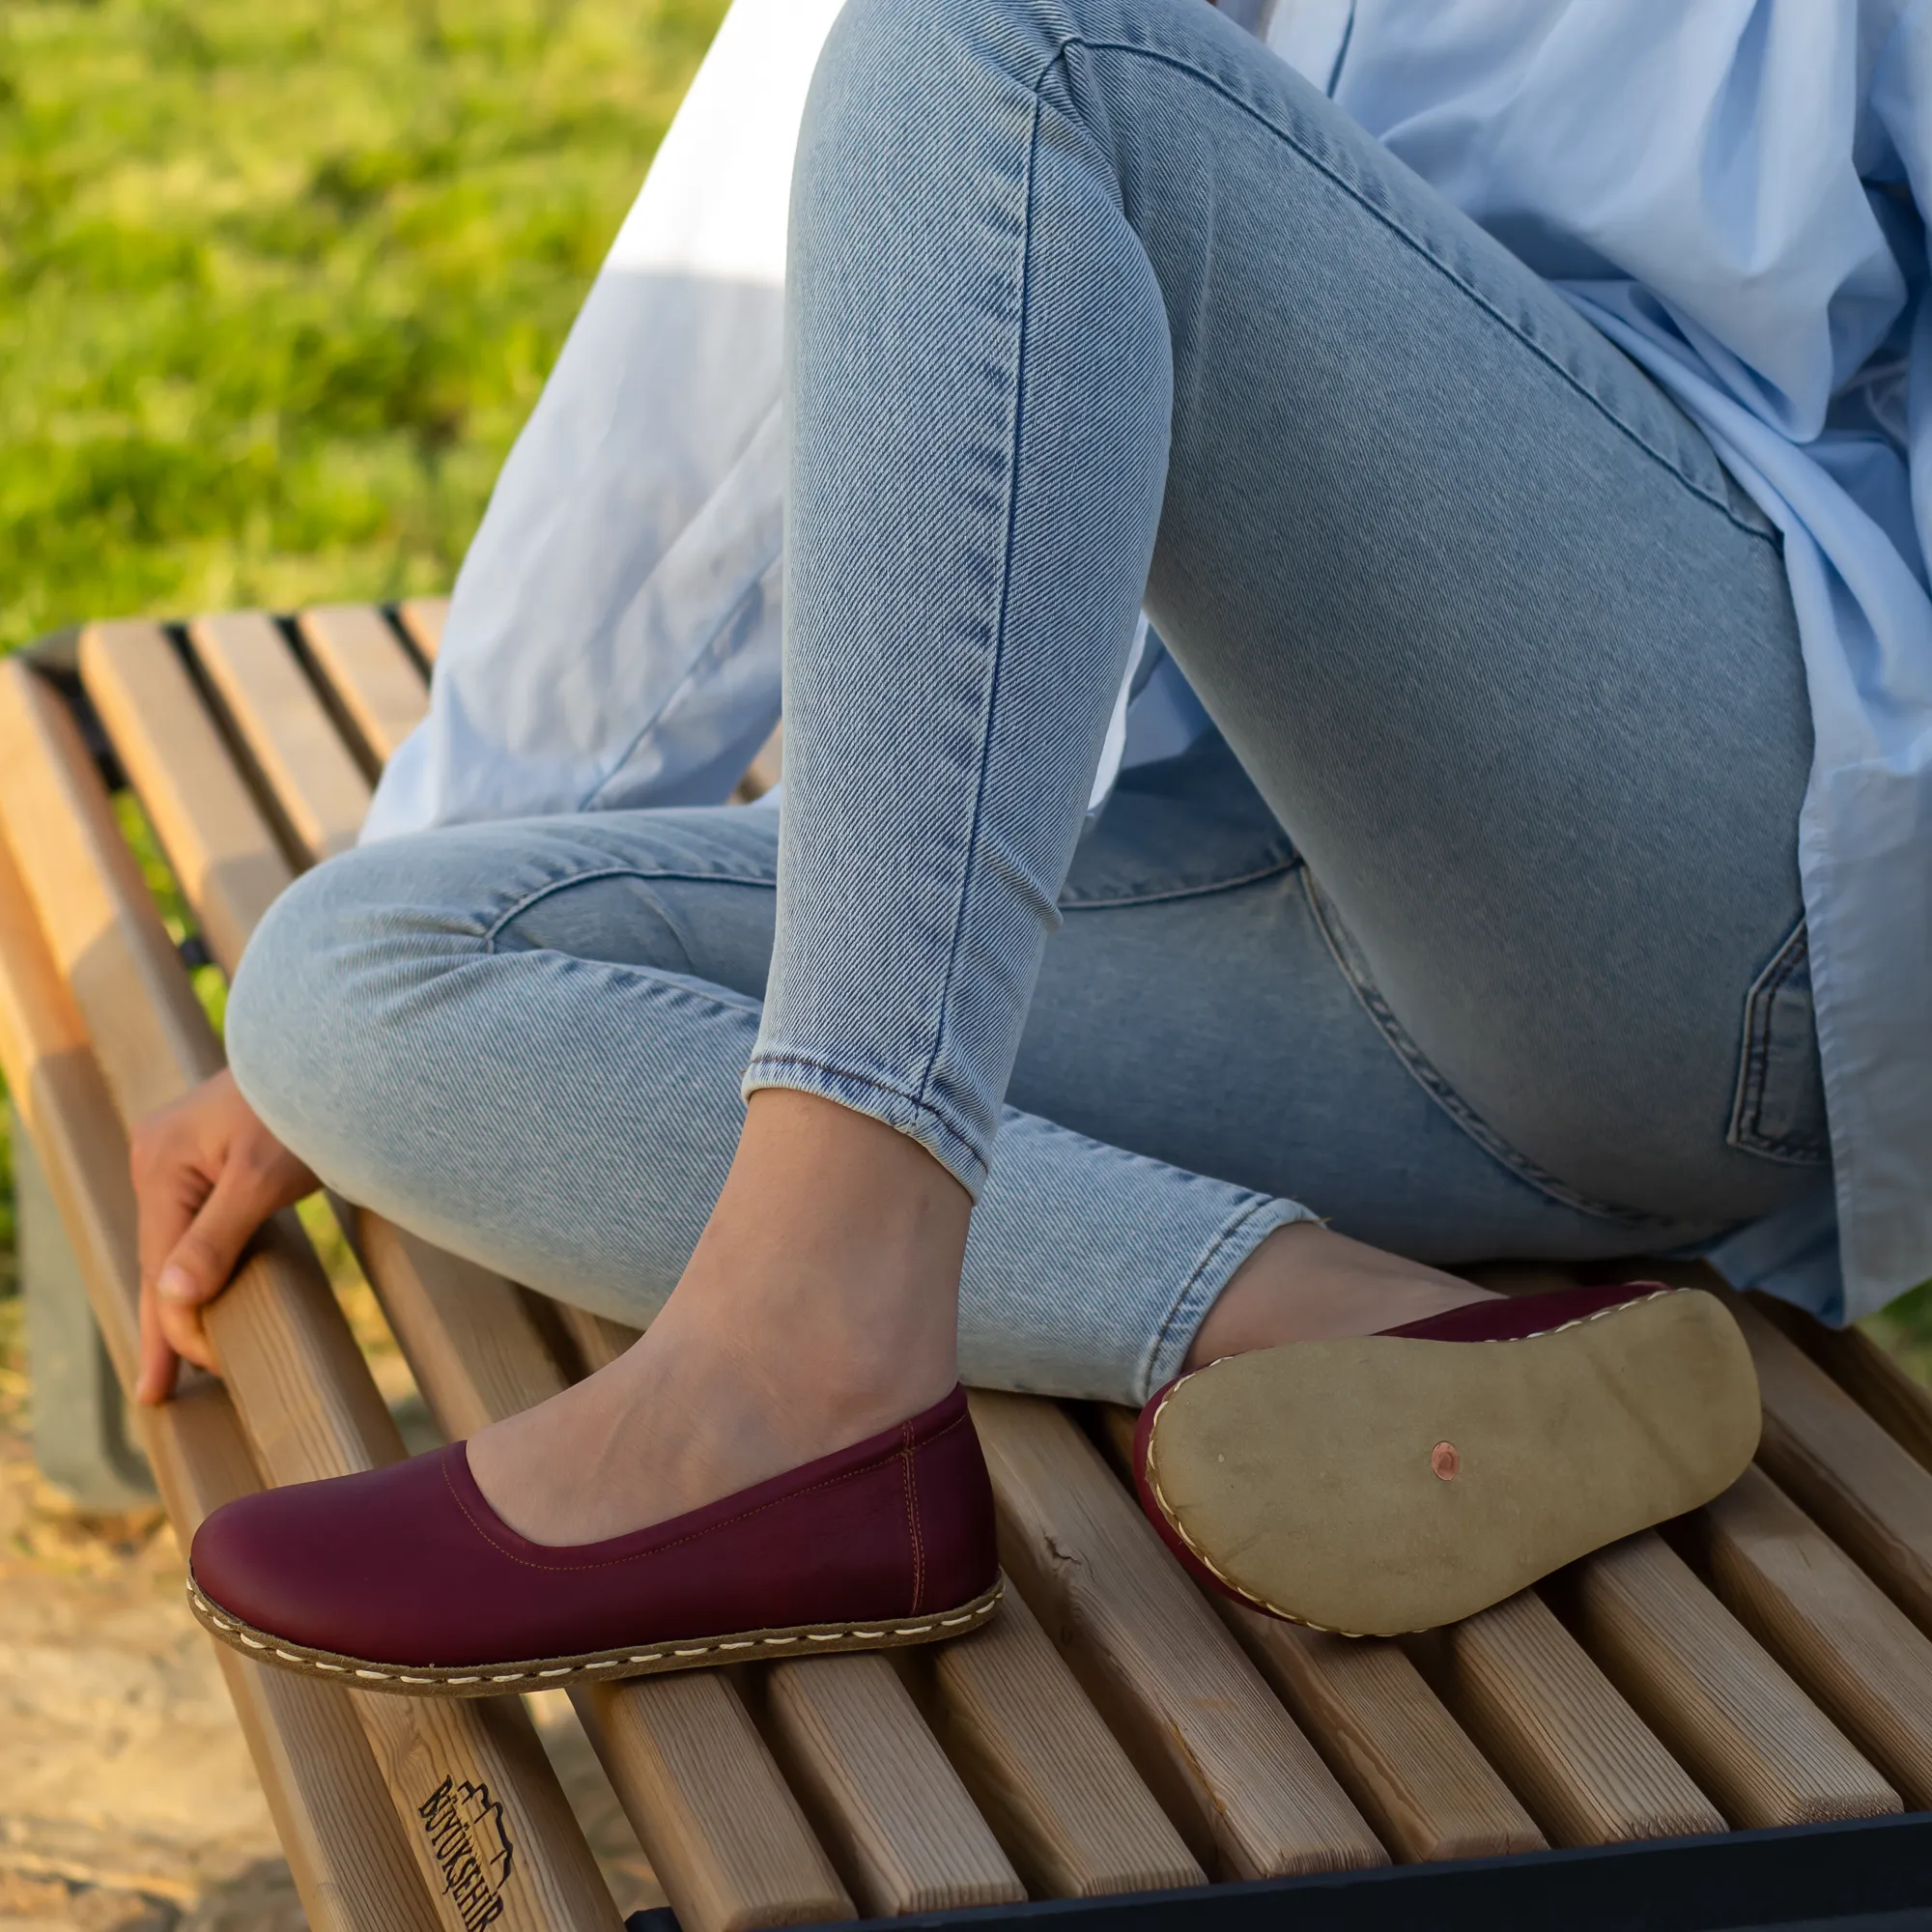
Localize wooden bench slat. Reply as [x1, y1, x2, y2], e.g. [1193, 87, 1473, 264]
[79, 620, 295, 979]
[1556, 1528, 1897, 1828]
[1732, 1297, 1932, 1635]
[1222, 1607, 1548, 1862]
[1674, 1465, 1932, 1811]
[354, 1217, 566, 1435]
[575, 1672, 851, 1932]
[969, 1390, 1387, 1881]
[296, 604, 432, 770]
[185, 611, 371, 865]
[758, 1654, 1026, 1916]
[1085, 1401, 1542, 1865]
[397, 597, 450, 664]
[0, 661, 622, 1932]
[914, 1574, 1206, 1897]
[1756, 1298, 1932, 1480]
[0, 659, 223, 1119]
[0, 825, 445, 1932]
[1406, 1588, 1724, 1846]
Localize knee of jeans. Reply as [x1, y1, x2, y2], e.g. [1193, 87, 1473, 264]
[814, 0, 1077, 110]
[225, 840, 476, 1179]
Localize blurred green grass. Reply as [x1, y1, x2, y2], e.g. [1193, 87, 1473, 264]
[0, 0, 725, 648]
[0, 0, 723, 1332]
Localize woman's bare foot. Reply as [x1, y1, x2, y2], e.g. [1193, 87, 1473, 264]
[1182, 1222, 1497, 1372]
[465, 1091, 969, 1546]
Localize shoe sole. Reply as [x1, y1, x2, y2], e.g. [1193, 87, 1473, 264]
[186, 1574, 1004, 1696]
[1142, 1287, 1759, 1636]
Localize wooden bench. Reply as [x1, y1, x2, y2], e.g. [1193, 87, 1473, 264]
[5, 606, 1932, 1932]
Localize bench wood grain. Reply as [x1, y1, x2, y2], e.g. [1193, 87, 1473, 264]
[910, 1577, 1206, 1896]
[1406, 1588, 1723, 1846]
[1554, 1528, 1896, 1828]
[79, 619, 295, 975]
[1755, 1297, 1932, 1481]
[185, 613, 370, 866]
[1734, 1297, 1932, 1637]
[1673, 1465, 1932, 1811]
[396, 597, 449, 664]
[970, 1389, 1386, 1881]
[295, 605, 432, 770]
[755, 1654, 1025, 1916]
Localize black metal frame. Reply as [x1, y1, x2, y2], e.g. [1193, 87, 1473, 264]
[627, 1812, 1932, 1932]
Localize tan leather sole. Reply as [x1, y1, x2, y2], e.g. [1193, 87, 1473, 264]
[1143, 1287, 1760, 1636]
[186, 1574, 1003, 1697]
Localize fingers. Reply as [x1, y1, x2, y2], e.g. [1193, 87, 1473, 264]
[136, 1271, 182, 1406]
[128, 1069, 321, 1405]
[154, 1156, 268, 1317]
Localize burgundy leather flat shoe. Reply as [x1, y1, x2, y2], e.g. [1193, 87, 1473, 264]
[1133, 1282, 1760, 1637]
[188, 1385, 1000, 1696]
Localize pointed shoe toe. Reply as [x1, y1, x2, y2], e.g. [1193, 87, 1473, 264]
[188, 1385, 1001, 1694]
[1135, 1283, 1761, 1637]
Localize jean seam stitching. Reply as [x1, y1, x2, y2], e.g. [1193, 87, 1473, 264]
[1060, 853, 1300, 910]
[913, 84, 1048, 1127]
[1728, 923, 1828, 1164]
[1040, 34, 1775, 544]
[1145, 1193, 1295, 1395]
[1298, 869, 1663, 1228]
[482, 865, 775, 952]
[745, 1053, 983, 1173]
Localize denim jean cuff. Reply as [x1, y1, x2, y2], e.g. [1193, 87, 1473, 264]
[742, 1053, 990, 1196]
[1138, 1193, 1322, 1402]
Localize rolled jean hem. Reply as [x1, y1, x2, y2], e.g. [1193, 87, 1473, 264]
[1138, 1193, 1322, 1402]
[742, 1052, 990, 1196]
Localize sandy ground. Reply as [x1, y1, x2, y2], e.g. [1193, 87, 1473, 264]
[0, 1418, 666, 1930]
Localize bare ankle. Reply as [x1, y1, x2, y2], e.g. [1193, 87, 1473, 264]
[469, 1091, 970, 1545]
[1183, 1223, 1495, 1371]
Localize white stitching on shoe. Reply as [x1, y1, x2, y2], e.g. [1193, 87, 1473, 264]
[184, 1577, 1001, 1689]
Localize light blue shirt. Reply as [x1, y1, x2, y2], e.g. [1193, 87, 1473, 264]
[371, 0, 1932, 1325]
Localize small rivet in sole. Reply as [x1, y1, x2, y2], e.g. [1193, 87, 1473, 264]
[1431, 1440, 1461, 1481]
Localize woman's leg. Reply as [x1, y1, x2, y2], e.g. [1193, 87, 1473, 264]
[231, 778, 1685, 1416]
[233, 0, 1814, 1544]
[678, 0, 1808, 1527]
[766, 0, 1811, 1219]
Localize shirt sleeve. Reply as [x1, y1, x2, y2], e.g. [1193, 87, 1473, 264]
[1869, 1, 1932, 585]
[363, 0, 846, 842]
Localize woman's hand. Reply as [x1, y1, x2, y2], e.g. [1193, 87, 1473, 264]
[129, 1069, 318, 1405]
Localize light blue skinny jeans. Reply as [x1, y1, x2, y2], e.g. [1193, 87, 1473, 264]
[227, 0, 1827, 1407]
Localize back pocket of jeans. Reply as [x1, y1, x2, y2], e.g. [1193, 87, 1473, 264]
[1728, 920, 1830, 1166]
